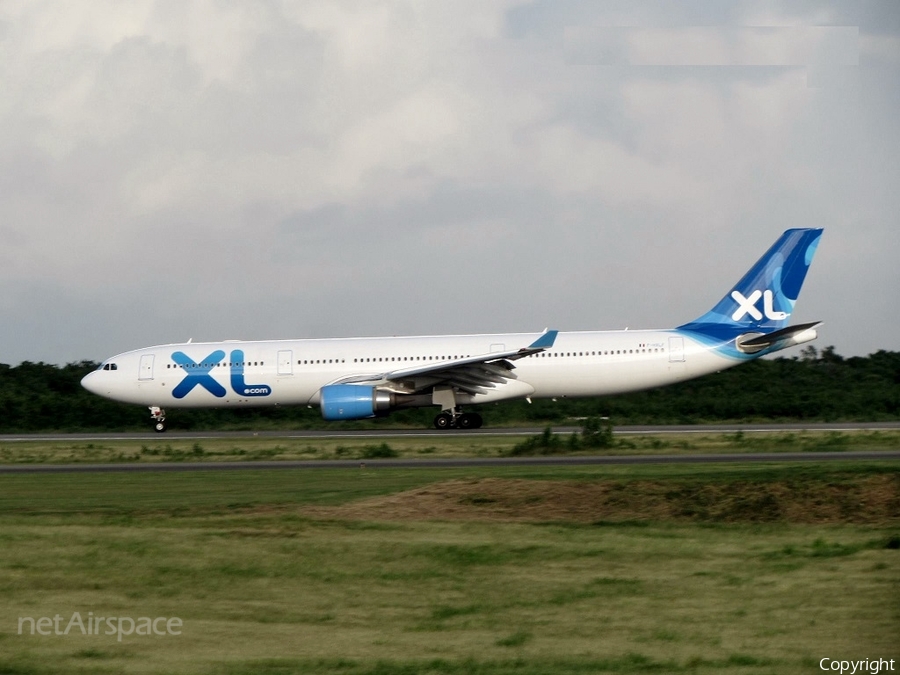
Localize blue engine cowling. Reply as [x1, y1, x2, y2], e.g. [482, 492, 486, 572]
[320, 384, 395, 421]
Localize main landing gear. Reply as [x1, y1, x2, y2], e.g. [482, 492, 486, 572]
[149, 406, 167, 433]
[433, 409, 483, 430]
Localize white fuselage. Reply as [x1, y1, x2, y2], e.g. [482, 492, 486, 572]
[81, 329, 731, 409]
[80, 228, 824, 427]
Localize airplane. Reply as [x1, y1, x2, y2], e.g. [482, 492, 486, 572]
[81, 228, 823, 432]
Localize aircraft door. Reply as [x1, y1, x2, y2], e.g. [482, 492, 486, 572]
[277, 350, 293, 376]
[668, 337, 685, 363]
[139, 354, 155, 380]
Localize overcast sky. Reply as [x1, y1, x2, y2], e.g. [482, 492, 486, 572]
[1, 0, 898, 365]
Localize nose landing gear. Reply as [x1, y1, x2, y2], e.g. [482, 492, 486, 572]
[149, 407, 167, 433]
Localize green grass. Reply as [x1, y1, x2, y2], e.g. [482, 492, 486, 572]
[1, 459, 898, 522]
[0, 462, 897, 674]
[0, 460, 897, 515]
[1, 430, 899, 465]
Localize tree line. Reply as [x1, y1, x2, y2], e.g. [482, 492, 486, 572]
[0, 346, 897, 432]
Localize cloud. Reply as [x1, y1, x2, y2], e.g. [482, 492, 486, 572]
[0, 0, 898, 364]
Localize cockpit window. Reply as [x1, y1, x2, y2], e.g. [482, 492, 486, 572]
[101, 363, 118, 371]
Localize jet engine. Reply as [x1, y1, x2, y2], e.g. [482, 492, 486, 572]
[319, 384, 396, 421]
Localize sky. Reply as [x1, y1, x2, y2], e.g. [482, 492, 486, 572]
[1, 0, 898, 365]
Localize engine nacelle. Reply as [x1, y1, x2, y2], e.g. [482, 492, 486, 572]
[320, 384, 395, 421]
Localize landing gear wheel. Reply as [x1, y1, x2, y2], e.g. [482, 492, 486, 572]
[434, 412, 454, 430]
[154, 420, 167, 433]
[457, 413, 481, 429]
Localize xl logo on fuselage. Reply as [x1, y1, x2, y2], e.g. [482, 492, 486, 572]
[730, 290, 788, 322]
[171, 349, 272, 399]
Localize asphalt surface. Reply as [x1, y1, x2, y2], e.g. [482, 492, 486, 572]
[1, 451, 898, 474]
[2, 422, 899, 443]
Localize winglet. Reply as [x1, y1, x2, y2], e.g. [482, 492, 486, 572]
[527, 329, 558, 350]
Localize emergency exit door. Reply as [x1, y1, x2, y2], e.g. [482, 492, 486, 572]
[277, 350, 293, 376]
[139, 354, 155, 380]
[668, 337, 685, 363]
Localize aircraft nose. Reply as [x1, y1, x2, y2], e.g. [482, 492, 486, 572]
[81, 370, 104, 396]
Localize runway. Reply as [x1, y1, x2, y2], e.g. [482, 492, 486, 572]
[1, 451, 898, 474]
[2, 423, 897, 474]
[2, 421, 899, 443]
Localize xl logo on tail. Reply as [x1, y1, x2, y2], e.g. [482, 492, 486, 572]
[731, 290, 788, 322]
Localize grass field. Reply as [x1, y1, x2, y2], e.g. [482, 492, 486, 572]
[0, 457, 897, 674]
[1, 429, 899, 465]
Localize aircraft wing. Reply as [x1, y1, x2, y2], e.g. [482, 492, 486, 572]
[334, 330, 557, 395]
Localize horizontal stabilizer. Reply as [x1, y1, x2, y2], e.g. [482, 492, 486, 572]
[736, 321, 821, 354]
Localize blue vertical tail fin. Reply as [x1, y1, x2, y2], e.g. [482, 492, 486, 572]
[678, 228, 823, 342]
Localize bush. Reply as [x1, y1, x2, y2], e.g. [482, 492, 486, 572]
[510, 418, 614, 455]
[581, 417, 614, 448]
[509, 426, 562, 455]
[359, 443, 398, 459]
